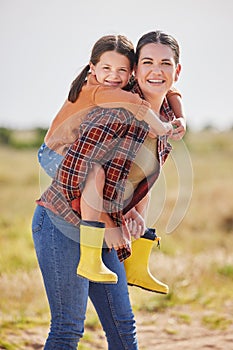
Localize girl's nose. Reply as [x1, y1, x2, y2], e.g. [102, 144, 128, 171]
[110, 70, 118, 77]
[109, 70, 119, 80]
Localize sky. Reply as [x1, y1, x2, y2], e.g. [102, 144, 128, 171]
[0, 0, 233, 131]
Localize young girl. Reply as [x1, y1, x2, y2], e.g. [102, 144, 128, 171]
[38, 34, 184, 287]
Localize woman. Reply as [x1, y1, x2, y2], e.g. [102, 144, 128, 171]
[123, 30, 184, 294]
[32, 30, 183, 349]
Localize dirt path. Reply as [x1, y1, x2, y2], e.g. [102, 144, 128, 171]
[2, 306, 233, 349]
[136, 307, 233, 350]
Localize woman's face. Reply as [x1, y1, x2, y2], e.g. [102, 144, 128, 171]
[90, 51, 132, 88]
[135, 43, 181, 100]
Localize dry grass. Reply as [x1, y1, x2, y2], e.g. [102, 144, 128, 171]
[0, 130, 233, 349]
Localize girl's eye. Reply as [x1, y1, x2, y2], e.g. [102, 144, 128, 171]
[103, 66, 110, 70]
[119, 68, 127, 72]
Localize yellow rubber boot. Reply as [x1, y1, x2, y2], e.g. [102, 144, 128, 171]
[124, 230, 169, 294]
[77, 220, 118, 284]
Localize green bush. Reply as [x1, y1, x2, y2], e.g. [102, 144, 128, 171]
[0, 127, 12, 145]
[0, 127, 47, 149]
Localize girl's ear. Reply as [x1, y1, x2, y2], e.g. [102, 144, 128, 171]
[174, 63, 181, 82]
[89, 62, 96, 75]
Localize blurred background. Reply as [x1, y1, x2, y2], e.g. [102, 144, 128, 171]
[0, 0, 233, 131]
[0, 0, 233, 349]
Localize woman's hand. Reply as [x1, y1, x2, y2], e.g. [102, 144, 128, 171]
[104, 226, 130, 251]
[124, 207, 146, 239]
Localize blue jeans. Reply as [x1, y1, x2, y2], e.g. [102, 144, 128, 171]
[32, 205, 138, 350]
[38, 143, 63, 178]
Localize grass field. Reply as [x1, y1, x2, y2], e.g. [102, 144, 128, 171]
[0, 130, 233, 349]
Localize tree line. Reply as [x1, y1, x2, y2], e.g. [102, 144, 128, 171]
[0, 127, 47, 149]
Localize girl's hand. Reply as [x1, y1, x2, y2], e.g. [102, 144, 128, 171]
[170, 118, 186, 140]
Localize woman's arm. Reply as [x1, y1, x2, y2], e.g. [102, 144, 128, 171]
[124, 192, 151, 239]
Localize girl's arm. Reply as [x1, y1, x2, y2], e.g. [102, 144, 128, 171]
[143, 110, 173, 136]
[167, 90, 186, 140]
[95, 86, 173, 136]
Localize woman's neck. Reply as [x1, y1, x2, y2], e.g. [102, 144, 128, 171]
[132, 82, 166, 114]
[144, 93, 166, 114]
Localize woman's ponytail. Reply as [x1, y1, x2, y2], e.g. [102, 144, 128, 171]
[68, 64, 90, 103]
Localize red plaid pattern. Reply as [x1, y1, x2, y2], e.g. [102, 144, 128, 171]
[131, 82, 174, 166]
[122, 83, 175, 215]
[37, 83, 175, 262]
[38, 107, 149, 261]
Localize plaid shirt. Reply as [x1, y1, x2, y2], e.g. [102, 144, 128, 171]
[37, 83, 175, 261]
[123, 83, 174, 213]
[38, 107, 149, 261]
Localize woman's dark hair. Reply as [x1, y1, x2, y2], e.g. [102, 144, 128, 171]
[135, 30, 180, 66]
[68, 35, 135, 102]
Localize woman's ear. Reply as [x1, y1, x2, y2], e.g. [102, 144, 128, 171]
[174, 63, 181, 82]
[89, 62, 95, 75]
[133, 64, 138, 79]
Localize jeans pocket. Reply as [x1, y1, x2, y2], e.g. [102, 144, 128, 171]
[32, 206, 46, 233]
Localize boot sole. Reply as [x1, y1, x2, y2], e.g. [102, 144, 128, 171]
[127, 282, 169, 294]
[77, 271, 118, 284]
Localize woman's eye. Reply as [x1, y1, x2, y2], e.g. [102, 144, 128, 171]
[142, 60, 152, 65]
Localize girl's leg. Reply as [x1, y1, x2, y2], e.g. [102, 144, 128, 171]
[89, 248, 138, 350]
[78, 164, 117, 283]
[80, 163, 105, 221]
[32, 205, 89, 350]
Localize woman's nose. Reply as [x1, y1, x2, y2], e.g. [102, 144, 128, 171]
[151, 64, 161, 73]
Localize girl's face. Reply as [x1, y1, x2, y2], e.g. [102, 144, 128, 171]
[90, 51, 132, 88]
[135, 43, 181, 100]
